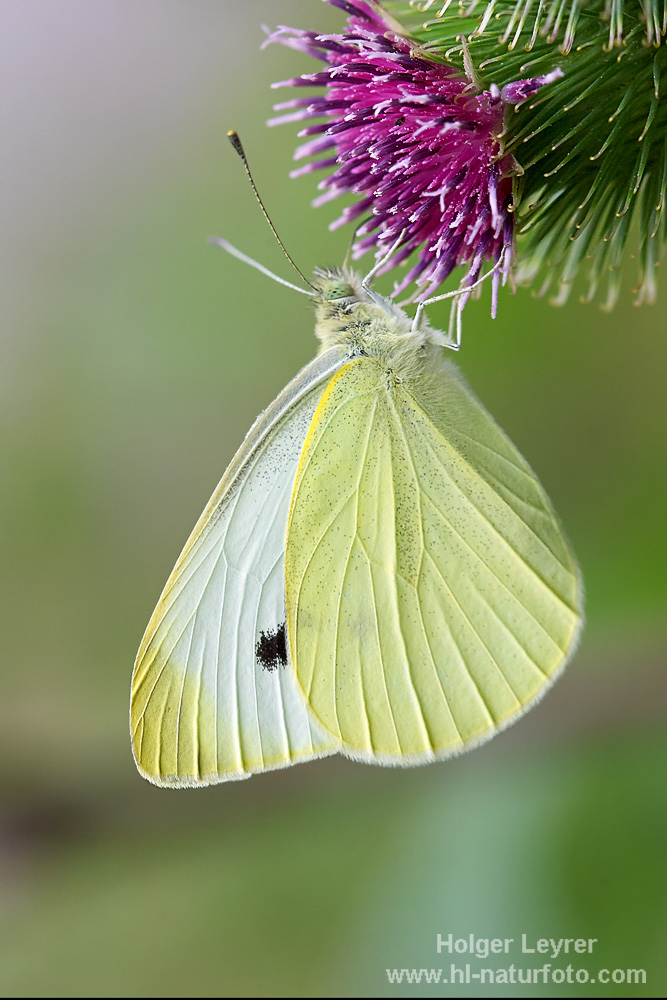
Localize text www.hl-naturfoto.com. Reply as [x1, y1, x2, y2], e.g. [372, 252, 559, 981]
[386, 964, 646, 985]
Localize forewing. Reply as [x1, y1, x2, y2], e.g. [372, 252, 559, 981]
[285, 359, 582, 763]
[131, 348, 345, 785]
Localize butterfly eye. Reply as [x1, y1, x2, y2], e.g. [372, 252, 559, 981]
[324, 279, 355, 301]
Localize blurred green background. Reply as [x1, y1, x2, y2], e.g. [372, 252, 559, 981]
[1, 2, 665, 997]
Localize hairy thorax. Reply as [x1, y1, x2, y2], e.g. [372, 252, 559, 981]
[312, 266, 454, 413]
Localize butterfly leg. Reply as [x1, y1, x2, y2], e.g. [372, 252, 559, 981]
[411, 259, 504, 346]
[361, 230, 407, 305]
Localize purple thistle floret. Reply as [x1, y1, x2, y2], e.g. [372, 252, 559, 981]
[265, 0, 562, 312]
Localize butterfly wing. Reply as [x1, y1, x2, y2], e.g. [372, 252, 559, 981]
[131, 347, 345, 785]
[285, 358, 583, 763]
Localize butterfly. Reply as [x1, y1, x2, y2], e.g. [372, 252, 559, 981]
[130, 256, 583, 786]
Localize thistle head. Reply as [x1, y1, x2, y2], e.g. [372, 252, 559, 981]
[266, 0, 667, 314]
[265, 0, 562, 316]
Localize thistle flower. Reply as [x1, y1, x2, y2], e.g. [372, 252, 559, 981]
[265, 0, 562, 310]
[387, 1, 667, 308]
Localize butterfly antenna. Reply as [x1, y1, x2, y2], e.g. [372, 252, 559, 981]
[227, 130, 314, 291]
[208, 237, 313, 296]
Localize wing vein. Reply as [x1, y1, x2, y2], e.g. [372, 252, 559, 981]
[415, 405, 575, 579]
[335, 397, 379, 743]
[421, 550, 498, 725]
[384, 398, 433, 751]
[385, 395, 463, 744]
[174, 610, 197, 773]
[414, 417, 578, 617]
[422, 493, 550, 683]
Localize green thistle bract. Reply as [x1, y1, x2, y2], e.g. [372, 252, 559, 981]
[387, 0, 667, 306]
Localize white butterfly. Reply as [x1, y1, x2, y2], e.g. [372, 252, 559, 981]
[130, 249, 583, 786]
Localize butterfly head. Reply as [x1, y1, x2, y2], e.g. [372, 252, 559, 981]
[311, 266, 412, 345]
[311, 267, 362, 305]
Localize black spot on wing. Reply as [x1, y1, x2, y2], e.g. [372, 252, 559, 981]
[255, 622, 288, 671]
